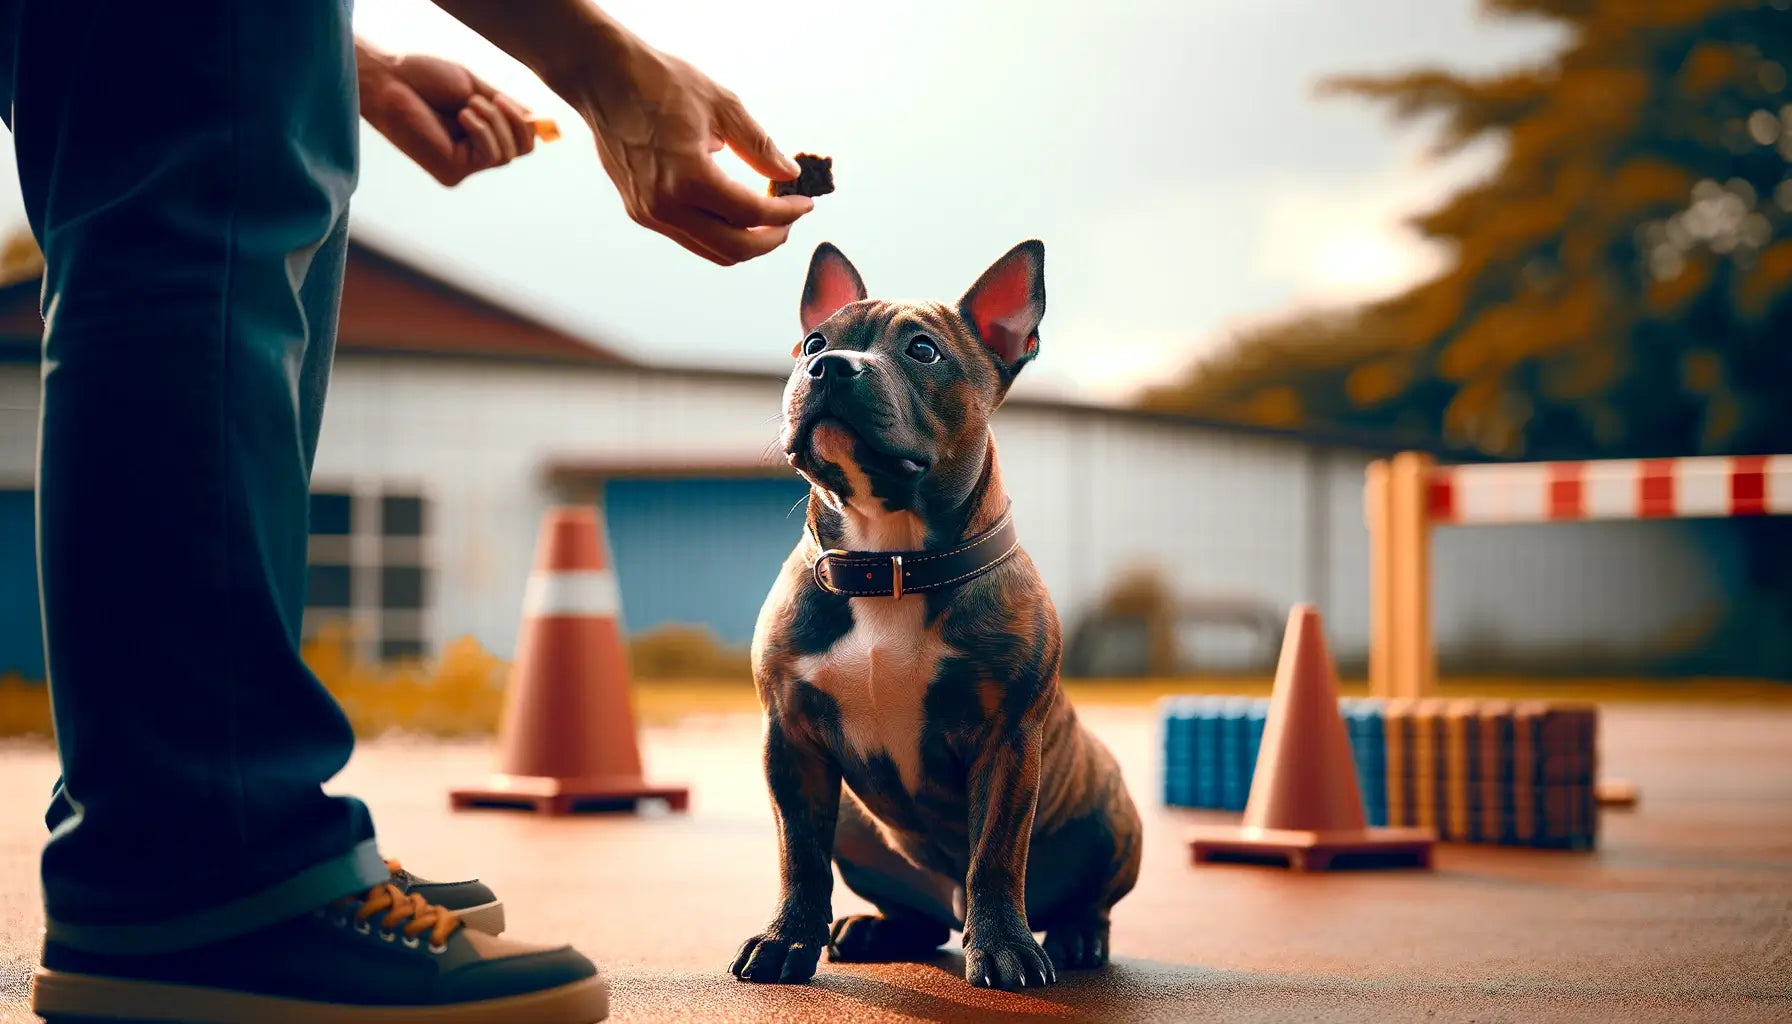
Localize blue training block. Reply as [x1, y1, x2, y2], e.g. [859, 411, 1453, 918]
[1340, 697, 1388, 827]
[1192, 697, 1222, 809]
[1161, 694, 1390, 818]
[1161, 697, 1200, 807]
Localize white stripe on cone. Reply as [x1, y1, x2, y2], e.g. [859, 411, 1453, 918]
[523, 569, 620, 618]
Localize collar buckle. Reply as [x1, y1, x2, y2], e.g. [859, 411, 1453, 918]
[812, 549, 850, 596]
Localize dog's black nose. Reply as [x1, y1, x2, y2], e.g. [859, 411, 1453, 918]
[807, 352, 864, 381]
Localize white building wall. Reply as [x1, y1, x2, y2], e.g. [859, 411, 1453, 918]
[1321, 448, 1377, 663]
[0, 357, 1735, 674]
[998, 408, 1325, 669]
[0, 364, 37, 487]
[311, 358, 789, 663]
[1428, 518, 1724, 670]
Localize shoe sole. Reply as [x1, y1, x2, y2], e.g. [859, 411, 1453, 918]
[31, 969, 607, 1023]
[454, 900, 506, 936]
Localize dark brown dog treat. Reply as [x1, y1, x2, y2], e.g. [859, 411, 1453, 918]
[770, 154, 835, 198]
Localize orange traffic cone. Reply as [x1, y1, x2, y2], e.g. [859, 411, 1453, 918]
[450, 506, 689, 815]
[1187, 603, 1434, 870]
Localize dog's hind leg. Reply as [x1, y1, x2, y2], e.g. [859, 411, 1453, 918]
[828, 792, 958, 963]
[1027, 806, 1143, 973]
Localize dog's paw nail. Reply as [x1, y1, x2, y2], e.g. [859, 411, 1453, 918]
[966, 934, 1057, 991]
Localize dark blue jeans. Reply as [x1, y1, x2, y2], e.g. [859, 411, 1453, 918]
[3, 0, 389, 953]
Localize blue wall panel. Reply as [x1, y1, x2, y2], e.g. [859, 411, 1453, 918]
[601, 477, 813, 646]
[0, 490, 44, 679]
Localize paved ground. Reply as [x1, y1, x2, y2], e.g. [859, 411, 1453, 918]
[3, 701, 1791, 1023]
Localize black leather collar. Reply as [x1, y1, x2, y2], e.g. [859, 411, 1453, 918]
[808, 506, 1020, 599]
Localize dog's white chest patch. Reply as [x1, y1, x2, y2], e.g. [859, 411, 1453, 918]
[796, 595, 951, 794]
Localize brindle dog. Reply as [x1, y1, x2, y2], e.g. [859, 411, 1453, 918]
[729, 240, 1142, 992]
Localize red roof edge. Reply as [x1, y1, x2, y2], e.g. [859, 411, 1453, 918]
[341, 229, 634, 366]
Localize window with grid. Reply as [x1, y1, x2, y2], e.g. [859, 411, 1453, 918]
[304, 486, 433, 662]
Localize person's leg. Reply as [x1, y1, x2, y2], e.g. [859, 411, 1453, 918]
[13, 0, 384, 953]
[20, 0, 508, 931]
[13, 3, 604, 1018]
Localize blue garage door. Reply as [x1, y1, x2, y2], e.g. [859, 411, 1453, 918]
[0, 490, 44, 680]
[602, 477, 812, 645]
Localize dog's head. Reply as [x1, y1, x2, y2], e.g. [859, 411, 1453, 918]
[780, 240, 1045, 525]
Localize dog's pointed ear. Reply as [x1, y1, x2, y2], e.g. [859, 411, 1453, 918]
[798, 242, 868, 346]
[958, 240, 1045, 374]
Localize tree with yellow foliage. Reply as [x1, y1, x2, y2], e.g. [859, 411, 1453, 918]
[1142, 0, 1792, 677]
[0, 228, 44, 287]
[1145, 0, 1792, 463]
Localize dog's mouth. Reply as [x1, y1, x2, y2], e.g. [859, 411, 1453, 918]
[785, 412, 929, 480]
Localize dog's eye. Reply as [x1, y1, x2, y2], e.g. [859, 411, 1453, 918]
[905, 336, 941, 364]
[800, 334, 827, 357]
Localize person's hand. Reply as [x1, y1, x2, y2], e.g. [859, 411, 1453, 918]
[561, 36, 815, 266]
[416, 1, 815, 265]
[357, 42, 543, 187]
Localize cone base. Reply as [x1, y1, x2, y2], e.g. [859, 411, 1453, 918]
[450, 774, 691, 816]
[1595, 778, 1639, 809]
[1187, 825, 1435, 872]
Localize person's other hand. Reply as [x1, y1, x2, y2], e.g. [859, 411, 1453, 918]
[564, 36, 814, 266]
[358, 44, 542, 187]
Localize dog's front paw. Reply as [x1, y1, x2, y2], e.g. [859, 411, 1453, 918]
[1043, 918, 1110, 971]
[730, 931, 827, 984]
[964, 931, 1057, 991]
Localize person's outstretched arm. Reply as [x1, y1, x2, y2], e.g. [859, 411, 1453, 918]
[423, 0, 814, 266]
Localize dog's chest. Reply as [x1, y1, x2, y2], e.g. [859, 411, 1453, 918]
[795, 596, 951, 794]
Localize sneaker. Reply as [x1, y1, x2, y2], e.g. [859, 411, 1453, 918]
[385, 858, 505, 935]
[31, 879, 607, 1023]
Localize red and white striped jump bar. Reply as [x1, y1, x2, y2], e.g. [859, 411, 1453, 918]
[1427, 455, 1792, 525]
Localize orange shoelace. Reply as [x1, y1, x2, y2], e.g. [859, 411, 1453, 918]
[331, 873, 461, 949]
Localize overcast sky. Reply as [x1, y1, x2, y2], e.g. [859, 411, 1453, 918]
[0, 1, 1562, 404]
